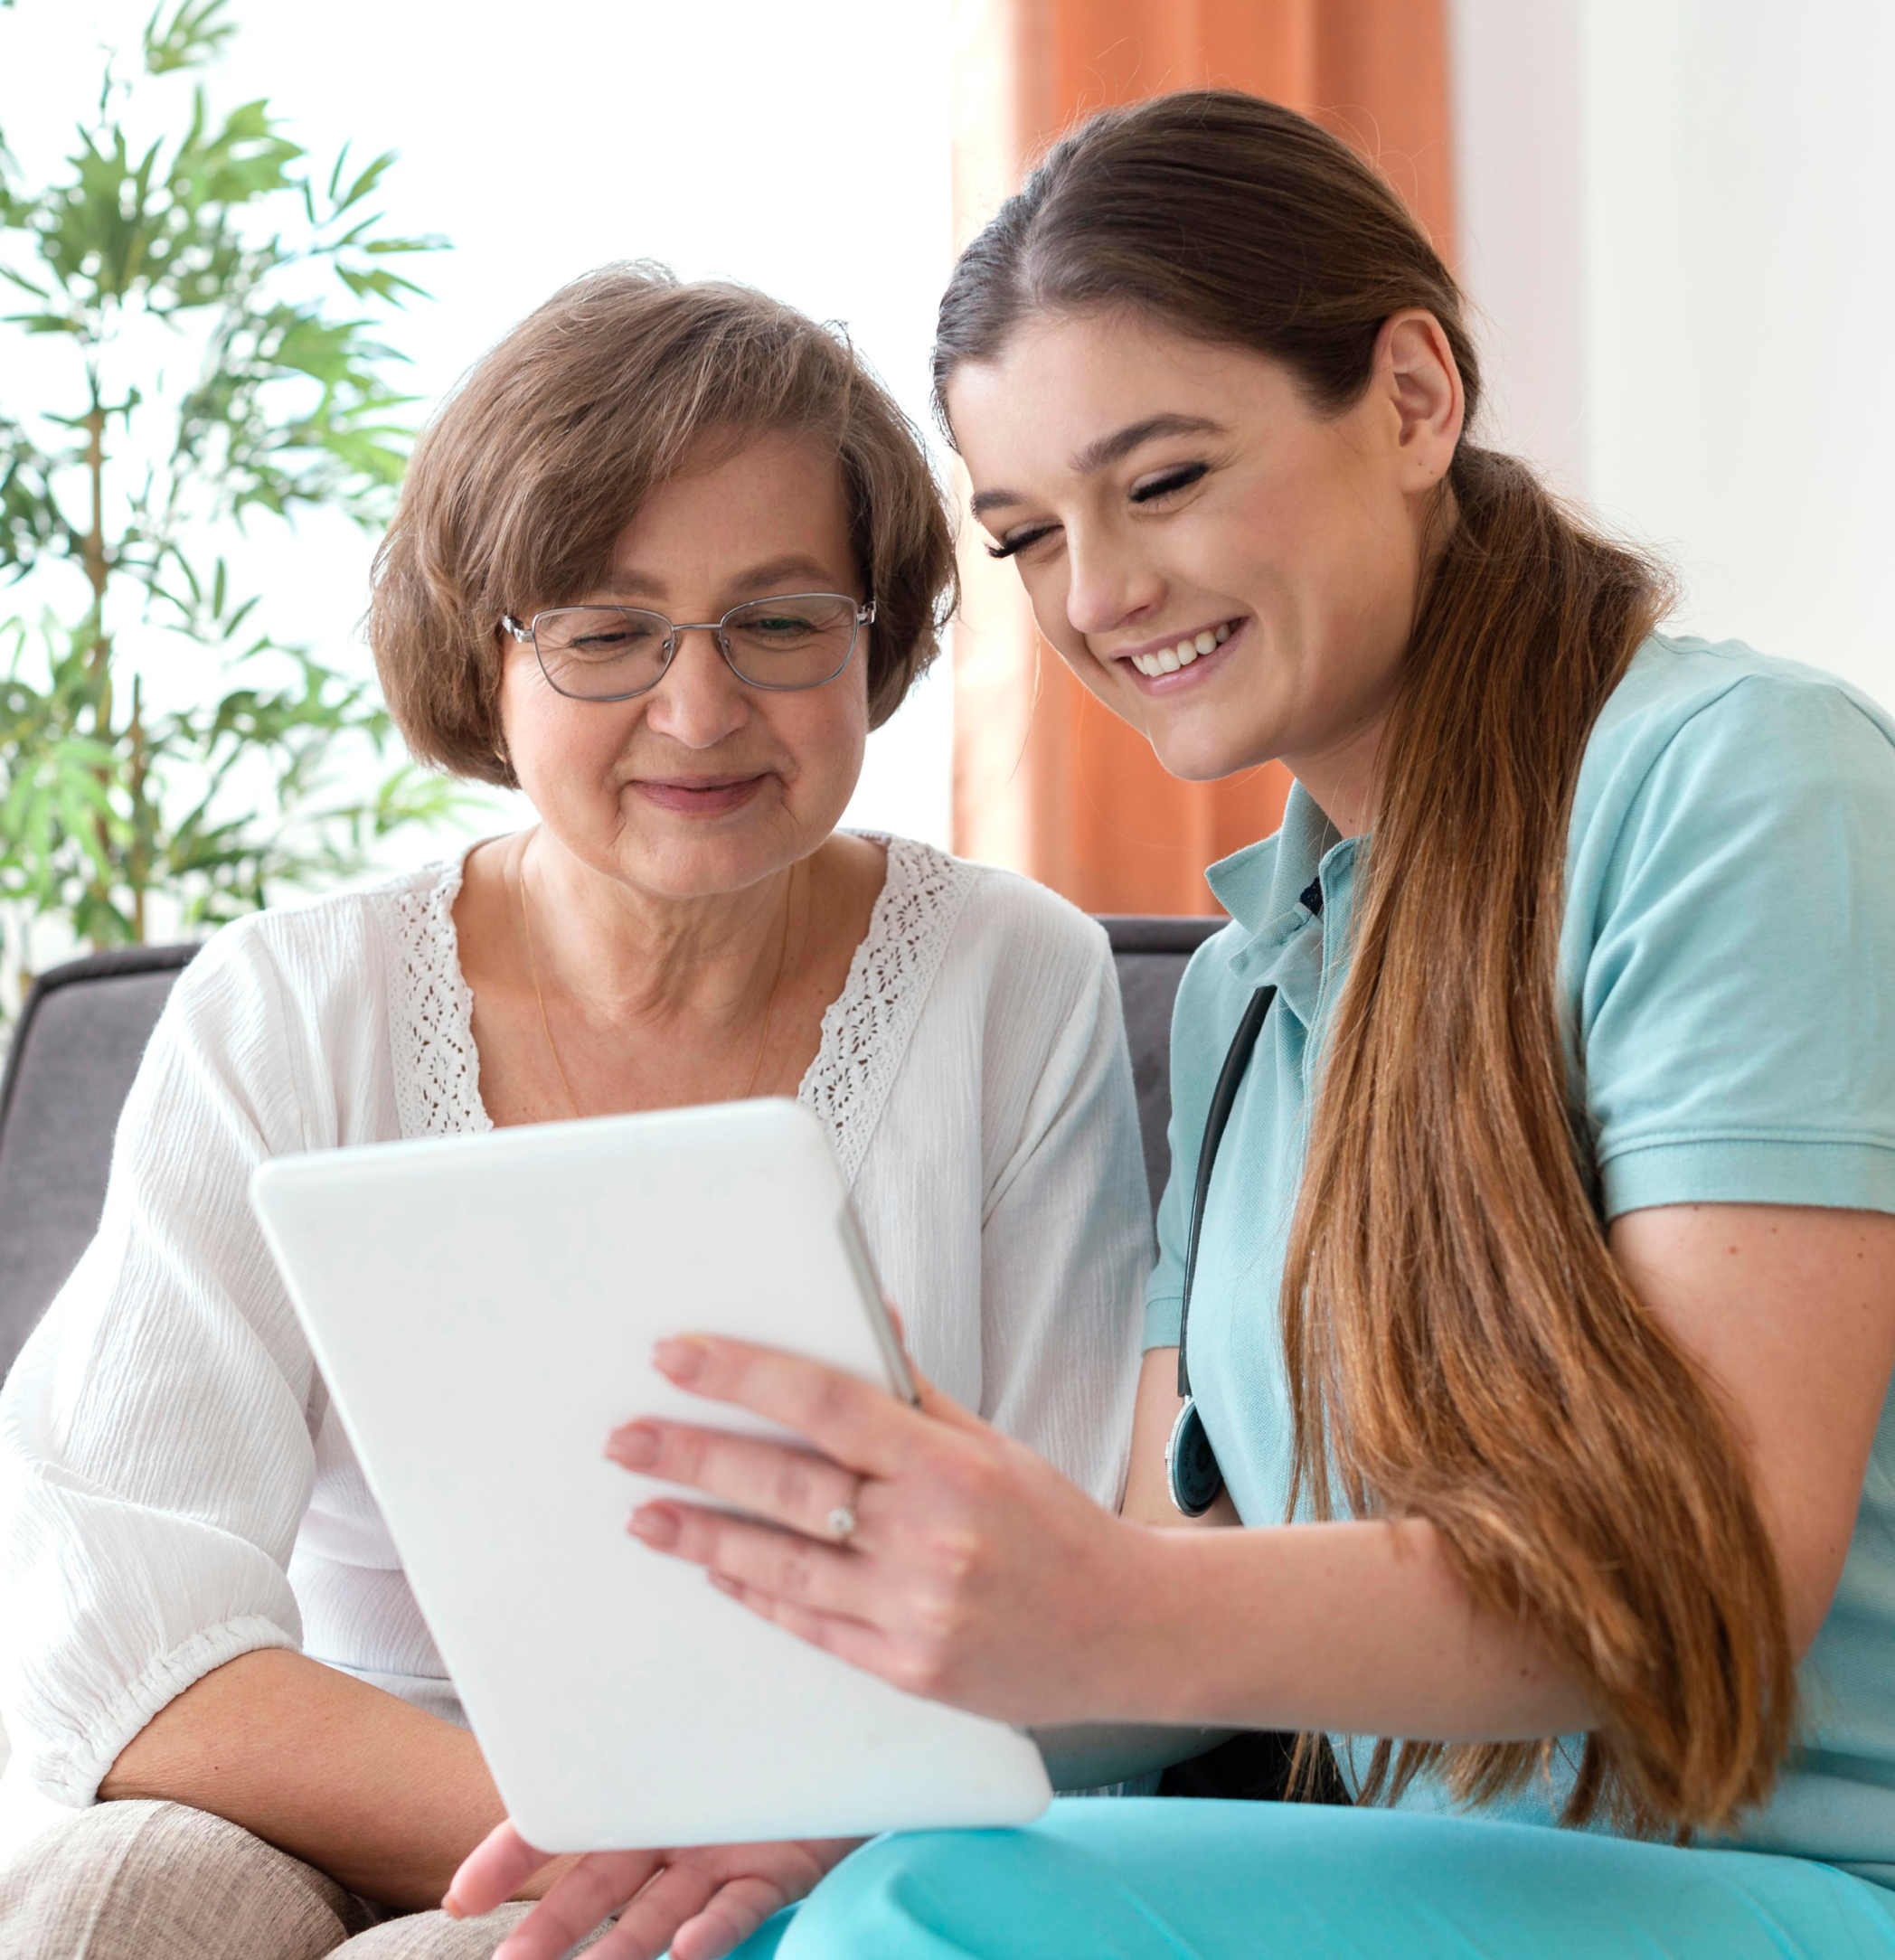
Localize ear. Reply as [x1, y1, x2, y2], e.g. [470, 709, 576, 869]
[1373, 308, 1465, 494]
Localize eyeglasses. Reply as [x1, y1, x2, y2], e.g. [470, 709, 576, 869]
[500, 592, 876, 702]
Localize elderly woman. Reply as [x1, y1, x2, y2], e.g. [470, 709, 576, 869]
[0, 266, 1150, 1960]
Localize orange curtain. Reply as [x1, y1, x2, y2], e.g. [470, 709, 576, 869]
[949, 0, 1456, 913]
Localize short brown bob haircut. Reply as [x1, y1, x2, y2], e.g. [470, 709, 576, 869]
[369, 262, 957, 787]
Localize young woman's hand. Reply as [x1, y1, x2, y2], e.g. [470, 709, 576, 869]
[444, 1821, 860, 1960]
[606, 1335, 1173, 1725]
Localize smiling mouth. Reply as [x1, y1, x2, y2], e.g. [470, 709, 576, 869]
[1121, 618, 1239, 679]
[631, 774, 770, 814]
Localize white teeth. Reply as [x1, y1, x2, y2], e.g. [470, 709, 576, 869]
[1131, 630, 1231, 677]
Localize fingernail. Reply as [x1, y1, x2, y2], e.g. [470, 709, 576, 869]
[440, 1894, 463, 1920]
[652, 1337, 706, 1383]
[606, 1422, 661, 1468]
[628, 1503, 681, 1549]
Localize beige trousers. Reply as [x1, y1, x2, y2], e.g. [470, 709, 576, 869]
[0, 1799, 594, 1959]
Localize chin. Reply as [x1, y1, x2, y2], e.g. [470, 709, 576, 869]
[1147, 732, 1277, 784]
[614, 809, 821, 900]
[619, 841, 777, 900]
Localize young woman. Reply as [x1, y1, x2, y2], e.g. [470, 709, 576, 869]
[455, 93, 1895, 1959]
[0, 266, 1154, 1959]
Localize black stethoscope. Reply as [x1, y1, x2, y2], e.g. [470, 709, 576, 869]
[1165, 982, 1277, 1516]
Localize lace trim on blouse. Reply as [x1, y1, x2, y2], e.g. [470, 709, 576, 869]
[372, 834, 977, 1188]
[375, 852, 491, 1143]
[802, 834, 976, 1186]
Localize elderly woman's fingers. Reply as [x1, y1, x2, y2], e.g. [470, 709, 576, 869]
[591, 1864, 796, 1960]
[488, 1850, 662, 1960]
[607, 1421, 863, 1542]
[483, 1839, 855, 1960]
[443, 1819, 565, 1919]
[580, 1859, 721, 1960]
[668, 1875, 803, 1960]
[548, 1840, 854, 1960]
[629, 1500, 880, 1615]
[650, 1337, 934, 1475]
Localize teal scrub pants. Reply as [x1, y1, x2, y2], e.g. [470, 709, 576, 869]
[729, 1799, 1895, 1958]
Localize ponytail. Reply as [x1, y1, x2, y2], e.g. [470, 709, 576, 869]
[1280, 444, 1792, 1830]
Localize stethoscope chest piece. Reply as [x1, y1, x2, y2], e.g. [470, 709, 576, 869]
[1166, 1396, 1224, 1516]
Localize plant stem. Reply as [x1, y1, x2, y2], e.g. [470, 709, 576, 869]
[83, 369, 117, 944]
[128, 674, 147, 944]
[82, 373, 111, 727]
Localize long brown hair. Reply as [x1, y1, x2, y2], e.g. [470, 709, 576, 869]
[934, 90, 1791, 1834]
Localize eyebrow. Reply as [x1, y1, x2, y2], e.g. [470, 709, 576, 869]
[596, 554, 850, 604]
[967, 412, 1228, 518]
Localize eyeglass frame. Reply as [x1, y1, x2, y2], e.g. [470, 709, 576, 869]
[499, 592, 877, 703]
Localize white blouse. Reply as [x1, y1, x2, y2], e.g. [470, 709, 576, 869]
[0, 836, 1151, 1812]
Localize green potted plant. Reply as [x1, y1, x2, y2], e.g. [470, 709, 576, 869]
[0, 0, 466, 995]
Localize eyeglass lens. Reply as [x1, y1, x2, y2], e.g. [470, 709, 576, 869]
[531, 594, 862, 701]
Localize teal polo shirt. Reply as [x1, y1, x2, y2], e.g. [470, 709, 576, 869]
[1143, 635, 1895, 1878]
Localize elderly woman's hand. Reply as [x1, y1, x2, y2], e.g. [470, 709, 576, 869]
[444, 1821, 860, 1960]
[608, 1336, 1170, 1725]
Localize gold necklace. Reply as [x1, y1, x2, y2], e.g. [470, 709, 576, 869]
[514, 834, 800, 1119]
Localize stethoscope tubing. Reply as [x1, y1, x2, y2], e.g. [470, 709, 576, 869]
[1168, 982, 1277, 1514]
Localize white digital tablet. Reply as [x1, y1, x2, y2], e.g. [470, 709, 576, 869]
[249, 1097, 1052, 1852]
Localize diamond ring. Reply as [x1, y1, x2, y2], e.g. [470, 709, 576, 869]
[827, 1482, 863, 1544]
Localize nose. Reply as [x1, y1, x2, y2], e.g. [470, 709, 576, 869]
[1062, 528, 1164, 641]
[641, 628, 750, 749]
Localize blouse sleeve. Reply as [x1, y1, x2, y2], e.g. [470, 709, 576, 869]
[1575, 670, 1895, 1219]
[974, 898, 1152, 1510]
[0, 920, 331, 1806]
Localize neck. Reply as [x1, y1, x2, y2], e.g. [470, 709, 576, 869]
[518, 828, 798, 1032]
[1282, 706, 1392, 840]
[1296, 482, 1457, 837]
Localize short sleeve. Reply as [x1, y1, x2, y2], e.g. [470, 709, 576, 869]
[1576, 672, 1895, 1219]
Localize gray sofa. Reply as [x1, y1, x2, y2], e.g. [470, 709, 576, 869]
[0, 915, 1219, 1778]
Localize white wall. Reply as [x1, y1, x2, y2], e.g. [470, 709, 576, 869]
[1450, 0, 1895, 711]
[1445, 0, 1589, 495]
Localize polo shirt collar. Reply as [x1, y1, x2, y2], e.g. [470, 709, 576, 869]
[1204, 782, 1359, 1027]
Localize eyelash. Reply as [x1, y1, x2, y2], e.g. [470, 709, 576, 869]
[985, 462, 1211, 560]
[1130, 462, 1210, 504]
